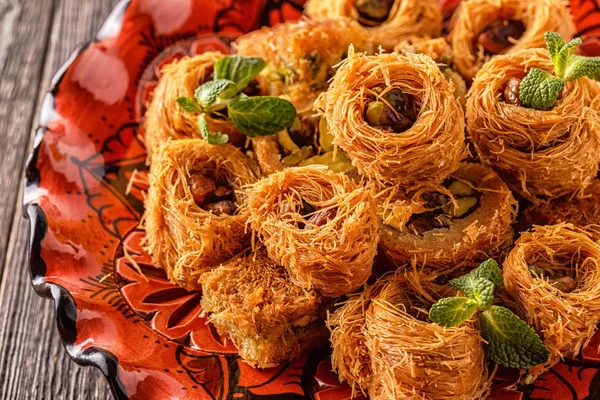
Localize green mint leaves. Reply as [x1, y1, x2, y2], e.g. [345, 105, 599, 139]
[453, 258, 504, 288]
[176, 55, 296, 145]
[481, 306, 550, 369]
[564, 55, 600, 81]
[197, 115, 229, 145]
[176, 97, 203, 113]
[194, 79, 237, 108]
[519, 69, 566, 111]
[429, 259, 549, 370]
[519, 32, 600, 110]
[429, 297, 478, 327]
[228, 94, 297, 137]
[215, 55, 266, 93]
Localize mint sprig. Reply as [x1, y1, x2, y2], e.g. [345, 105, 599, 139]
[429, 259, 549, 370]
[197, 115, 229, 145]
[194, 79, 237, 108]
[228, 94, 297, 137]
[519, 32, 600, 110]
[429, 297, 478, 327]
[176, 55, 296, 145]
[215, 55, 266, 93]
[481, 305, 550, 369]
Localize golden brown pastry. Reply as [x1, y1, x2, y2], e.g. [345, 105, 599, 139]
[378, 163, 517, 271]
[200, 250, 328, 368]
[467, 48, 600, 203]
[246, 166, 379, 297]
[449, 0, 575, 81]
[143, 139, 259, 290]
[305, 0, 442, 50]
[504, 224, 600, 381]
[316, 50, 467, 187]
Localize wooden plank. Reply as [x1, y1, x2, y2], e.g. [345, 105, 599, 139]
[0, 0, 121, 398]
[0, 0, 55, 276]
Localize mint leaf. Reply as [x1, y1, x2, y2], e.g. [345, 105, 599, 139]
[176, 97, 203, 113]
[480, 305, 549, 369]
[215, 55, 266, 92]
[554, 37, 582, 78]
[194, 79, 237, 108]
[472, 278, 495, 310]
[519, 68, 565, 111]
[429, 297, 478, 327]
[451, 277, 495, 310]
[197, 115, 229, 145]
[544, 32, 582, 78]
[449, 259, 503, 304]
[563, 55, 600, 81]
[472, 259, 503, 287]
[228, 94, 296, 137]
[545, 32, 564, 61]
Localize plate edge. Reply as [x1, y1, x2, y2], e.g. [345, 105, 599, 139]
[23, 1, 133, 399]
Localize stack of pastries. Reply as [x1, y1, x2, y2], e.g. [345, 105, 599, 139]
[141, 0, 600, 398]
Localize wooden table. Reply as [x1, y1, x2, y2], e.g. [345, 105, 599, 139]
[0, 1, 120, 398]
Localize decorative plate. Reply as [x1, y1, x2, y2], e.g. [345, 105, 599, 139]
[24, 0, 600, 398]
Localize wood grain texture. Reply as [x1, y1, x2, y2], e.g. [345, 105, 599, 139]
[0, 0, 55, 276]
[0, 0, 121, 399]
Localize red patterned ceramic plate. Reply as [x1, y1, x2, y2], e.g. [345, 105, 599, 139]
[24, 0, 600, 398]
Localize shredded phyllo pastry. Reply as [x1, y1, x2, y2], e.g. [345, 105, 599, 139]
[378, 163, 517, 271]
[143, 139, 259, 290]
[145, 53, 243, 158]
[246, 166, 379, 297]
[329, 270, 493, 399]
[316, 50, 467, 186]
[236, 18, 364, 175]
[200, 250, 328, 368]
[449, 0, 575, 81]
[137, 4, 600, 394]
[394, 35, 467, 106]
[504, 224, 600, 382]
[467, 48, 600, 202]
[235, 18, 370, 112]
[523, 180, 600, 231]
[305, 0, 442, 50]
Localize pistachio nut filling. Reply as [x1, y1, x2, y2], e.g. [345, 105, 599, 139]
[365, 86, 418, 133]
[528, 265, 578, 293]
[383, 179, 481, 235]
[279, 116, 353, 172]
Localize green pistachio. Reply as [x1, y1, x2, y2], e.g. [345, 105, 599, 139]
[282, 146, 313, 166]
[365, 101, 389, 126]
[447, 180, 475, 196]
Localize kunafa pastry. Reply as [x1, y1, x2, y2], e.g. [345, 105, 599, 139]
[144, 53, 245, 158]
[504, 224, 600, 381]
[200, 250, 328, 368]
[316, 50, 467, 187]
[235, 18, 369, 112]
[327, 277, 388, 395]
[134, 1, 600, 389]
[449, 0, 575, 81]
[246, 166, 379, 297]
[305, 0, 442, 50]
[236, 19, 366, 174]
[467, 47, 600, 202]
[378, 163, 517, 270]
[394, 35, 467, 106]
[328, 271, 492, 399]
[143, 139, 259, 290]
[523, 180, 600, 229]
